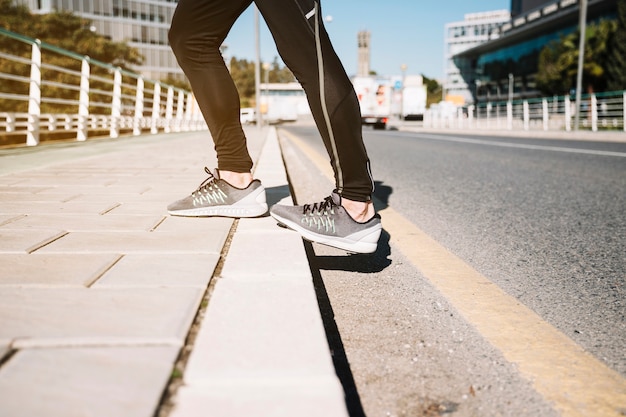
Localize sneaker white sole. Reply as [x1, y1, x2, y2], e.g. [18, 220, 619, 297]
[270, 212, 382, 254]
[169, 187, 268, 218]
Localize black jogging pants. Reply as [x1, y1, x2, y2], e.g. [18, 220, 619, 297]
[169, 0, 374, 202]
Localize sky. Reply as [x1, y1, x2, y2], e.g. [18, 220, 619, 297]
[224, 0, 511, 81]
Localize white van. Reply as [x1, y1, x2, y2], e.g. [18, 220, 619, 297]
[240, 108, 256, 124]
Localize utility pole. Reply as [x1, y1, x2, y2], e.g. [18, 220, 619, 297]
[254, 5, 262, 128]
[574, 0, 588, 131]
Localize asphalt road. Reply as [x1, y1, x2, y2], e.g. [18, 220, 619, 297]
[277, 123, 626, 417]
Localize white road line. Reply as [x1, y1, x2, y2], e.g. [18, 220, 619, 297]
[391, 132, 626, 158]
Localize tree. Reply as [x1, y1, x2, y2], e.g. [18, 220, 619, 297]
[0, 0, 143, 113]
[606, 0, 626, 91]
[229, 56, 296, 107]
[422, 75, 442, 107]
[268, 57, 295, 83]
[229, 57, 256, 107]
[536, 19, 617, 95]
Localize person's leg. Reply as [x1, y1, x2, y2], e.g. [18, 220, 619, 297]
[255, 0, 375, 207]
[168, 0, 267, 218]
[261, 0, 381, 252]
[169, 0, 254, 179]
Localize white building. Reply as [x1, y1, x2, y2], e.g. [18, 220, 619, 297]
[259, 82, 309, 123]
[14, 0, 182, 81]
[444, 10, 510, 105]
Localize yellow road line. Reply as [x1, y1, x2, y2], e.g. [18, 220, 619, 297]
[279, 128, 626, 417]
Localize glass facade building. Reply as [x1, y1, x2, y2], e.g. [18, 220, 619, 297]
[444, 10, 511, 105]
[455, 0, 618, 104]
[14, 0, 182, 81]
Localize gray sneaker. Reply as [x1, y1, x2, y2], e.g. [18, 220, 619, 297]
[269, 191, 382, 254]
[167, 168, 267, 218]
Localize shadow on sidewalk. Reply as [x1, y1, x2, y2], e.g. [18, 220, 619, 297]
[301, 181, 395, 416]
[305, 240, 367, 417]
[265, 184, 291, 208]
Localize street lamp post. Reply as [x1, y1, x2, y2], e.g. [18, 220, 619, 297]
[400, 63, 407, 119]
[254, 5, 262, 128]
[262, 62, 270, 123]
[574, 0, 588, 131]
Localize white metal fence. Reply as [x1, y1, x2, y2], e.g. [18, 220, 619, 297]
[0, 28, 205, 147]
[425, 91, 626, 133]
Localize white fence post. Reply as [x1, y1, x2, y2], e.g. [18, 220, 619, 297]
[623, 92, 626, 132]
[523, 100, 529, 131]
[468, 105, 474, 128]
[134, 76, 144, 136]
[184, 92, 193, 131]
[565, 95, 571, 131]
[487, 102, 492, 129]
[77, 57, 90, 141]
[165, 86, 174, 133]
[151, 82, 161, 134]
[542, 98, 548, 131]
[507, 101, 513, 130]
[27, 39, 41, 146]
[6, 113, 15, 132]
[591, 94, 598, 132]
[110, 68, 122, 138]
[176, 90, 184, 132]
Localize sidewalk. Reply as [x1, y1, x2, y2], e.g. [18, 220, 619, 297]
[0, 127, 348, 417]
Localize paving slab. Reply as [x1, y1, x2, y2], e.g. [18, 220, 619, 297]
[0, 346, 180, 417]
[171, 377, 347, 417]
[183, 279, 336, 382]
[0, 201, 123, 215]
[94, 253, 219, 288]
[8, 176, 121, 187]
[0, 287, 203, 347]
[0, 214, 164, 232]
[154, 215, 233, 233]
[34, 230, 228, 254]
[66, 192, 179, 204]
[220, 219, 311, 281]
[0, 229, 67, 253]
[104, 201, 175, 215]
[0, 214, 25, 226]
[33, 183, 154, 195]
[0, 191, 81, 202]
[0, 253, 120, 287]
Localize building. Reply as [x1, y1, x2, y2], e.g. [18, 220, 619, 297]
[454, 0, 619, 104]
[13, 0, 182, 81]
[444, 10, 511, 105]
[357, 30, 371, 77]
[511, 0, 556, 16]
[258, 82, 310, 123]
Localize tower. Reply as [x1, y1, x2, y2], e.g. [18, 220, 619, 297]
[357, 30, 371, 77]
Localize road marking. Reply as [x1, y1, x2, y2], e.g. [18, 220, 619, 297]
[388, 132, 626, 158]
[280, 128, 626, 417]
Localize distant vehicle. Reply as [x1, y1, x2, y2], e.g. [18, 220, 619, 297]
[353, 76, 392, 130]
[401, 75, 427, 121]
[256, 82, 307, 124]
[240, 107, 256, 124]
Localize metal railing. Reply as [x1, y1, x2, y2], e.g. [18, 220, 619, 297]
[424, 91, 626, 133]
[0, 27, 205, 146]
